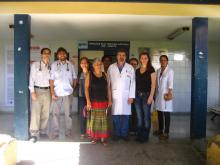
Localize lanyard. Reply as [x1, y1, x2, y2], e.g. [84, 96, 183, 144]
[39, 61, 50, 71]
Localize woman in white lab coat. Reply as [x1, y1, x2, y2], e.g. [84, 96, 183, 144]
[108, 49, 135, 141]
[155, 55, 174, 140]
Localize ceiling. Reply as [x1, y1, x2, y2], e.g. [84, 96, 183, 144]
[0, 14, 220, 42]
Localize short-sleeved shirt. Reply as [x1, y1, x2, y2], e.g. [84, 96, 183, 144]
[50, 60, 77, 96]
[29, 61, 50, 93]
[136, 66, 155, 94]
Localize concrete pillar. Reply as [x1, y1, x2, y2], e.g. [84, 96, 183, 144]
[14, 14, 31, 140]
[190, 17, 208, 139]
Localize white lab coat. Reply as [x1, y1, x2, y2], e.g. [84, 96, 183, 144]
[108, 63, 136, 115]
[155, 66, 174, 112]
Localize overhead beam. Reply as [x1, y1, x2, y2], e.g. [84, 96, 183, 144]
[0, 2, 220, 16]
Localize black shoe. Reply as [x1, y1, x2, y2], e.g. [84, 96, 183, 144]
[153, 131, 159, 136]
[159, 133, 169, 140]
[40, 133, 48, 138]
[112, 136, 120, 141]
[135, 138, 143, 143]
[122, 136, 130, 141]
[129, 131, 136, 136]
[135, 137, 148, 143]
[29, 136, 38, 143]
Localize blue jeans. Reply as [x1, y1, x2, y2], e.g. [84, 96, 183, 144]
[112, 115, 129, 137]
[78, 97, 86, 134]
[135, 94, 152, 141]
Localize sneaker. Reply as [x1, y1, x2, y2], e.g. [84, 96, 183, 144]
[159, 133, 169, 140]
[65, 133, 73, 138]
[49, 134, 59, 140]
[163, 133, 169, 140]
[29, 136, 38, 143]
[40, 133, 48, 138]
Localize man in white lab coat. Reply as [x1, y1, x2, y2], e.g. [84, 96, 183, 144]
[107, 49, 136, 141]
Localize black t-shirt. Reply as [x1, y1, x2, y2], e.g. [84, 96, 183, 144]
[136, 66, 155, 94]
[89, 72, 108, 102]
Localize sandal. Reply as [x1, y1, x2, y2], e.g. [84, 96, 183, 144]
[91, 138, 97, 144]
[102, 141, 108, 146]
[80, 134, 85, 139]
[101, 138, 108, 146]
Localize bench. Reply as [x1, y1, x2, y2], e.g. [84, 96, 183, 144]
[208, 106, 220, 121]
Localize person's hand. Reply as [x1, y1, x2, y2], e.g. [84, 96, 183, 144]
[82, 67, 88, 74]
[164, 92, 173, 101]
[108, 101, 112, 108]
[128, 98, 133, 104]
[147, 95, 153, 105]
[87, 101, 92, 111]
[31, 92, 37, 101]
[52, 94, 58, 101]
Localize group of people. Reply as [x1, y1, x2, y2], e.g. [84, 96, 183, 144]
[29, 47, 174, 146]
[78, 49, 174, 145]
[29, 47, 77, 142]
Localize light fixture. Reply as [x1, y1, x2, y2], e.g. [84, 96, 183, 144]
[174, 53, 184, 61]
[167, 27, 190, 40]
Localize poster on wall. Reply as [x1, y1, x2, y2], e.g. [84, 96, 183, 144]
[31, 45, 49, 63]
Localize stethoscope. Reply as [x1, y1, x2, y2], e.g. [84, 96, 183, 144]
[39, 61, 51, 71]
[57, 61, 70, 71]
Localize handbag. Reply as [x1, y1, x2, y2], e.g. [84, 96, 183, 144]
[164, 92, 173, 101]
[151, 109, 159, 134]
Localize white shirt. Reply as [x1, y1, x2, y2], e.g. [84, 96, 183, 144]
[29, 61, 50, 93]
[50, 60, 77, 97]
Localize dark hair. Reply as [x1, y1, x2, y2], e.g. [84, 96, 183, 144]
[41, 48, 51, 54]
[116, 48, 127, 56]
[78, 57, 90, 77]
[129, 58, 138, 64]
[139, 52, 152, 70]
[101, 55, 112, 62]
[159, 55, 169, 61]
[80, 56, 89, 65]
[56, 47, 68, 55]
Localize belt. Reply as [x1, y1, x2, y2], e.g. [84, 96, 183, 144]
[34, 86, 50, 89]
[137, 91, 149, 97]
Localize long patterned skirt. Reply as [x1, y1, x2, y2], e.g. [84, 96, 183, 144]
[86, 101, 110, 139]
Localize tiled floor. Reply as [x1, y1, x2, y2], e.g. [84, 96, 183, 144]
[0, 112, 220, 165]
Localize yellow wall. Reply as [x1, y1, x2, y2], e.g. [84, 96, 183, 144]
[0, 2, 220, 17]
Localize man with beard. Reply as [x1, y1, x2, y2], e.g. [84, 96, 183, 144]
[107, 49, 136, 141]
[49, 47, 77, 139]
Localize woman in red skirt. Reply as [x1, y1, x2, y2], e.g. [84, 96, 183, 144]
[85, 58, 112, 146]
